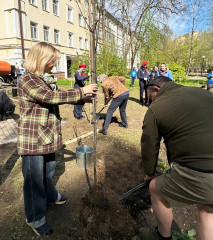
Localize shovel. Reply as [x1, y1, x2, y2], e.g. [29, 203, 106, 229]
[91, 106, 105, 124]
[119, 181, 150, 201]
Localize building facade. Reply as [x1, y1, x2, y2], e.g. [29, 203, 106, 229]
[0, 0, 139, 78]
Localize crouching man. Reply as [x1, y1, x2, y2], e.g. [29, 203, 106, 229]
[140, 76, 213, 240]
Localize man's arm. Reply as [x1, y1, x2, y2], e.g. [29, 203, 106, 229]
[141, 109, 161, 176]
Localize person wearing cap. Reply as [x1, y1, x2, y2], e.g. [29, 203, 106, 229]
[73, 64, 90, 120]
[137, 61, 150, 105]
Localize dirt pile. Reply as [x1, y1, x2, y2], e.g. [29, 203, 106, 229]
[78, 184, 137, 239]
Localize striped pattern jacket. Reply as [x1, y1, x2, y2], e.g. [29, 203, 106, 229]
[17, 72, 83, 155]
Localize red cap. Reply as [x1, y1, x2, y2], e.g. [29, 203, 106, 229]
[79, 64, 86, 68]
[142, 61, 148, 66]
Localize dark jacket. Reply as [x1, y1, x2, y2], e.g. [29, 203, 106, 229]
[0, 92, 15, 116]
[141, 81, 213, 176]
[137, 66, 149, 80]
[74, 71, 89, 87]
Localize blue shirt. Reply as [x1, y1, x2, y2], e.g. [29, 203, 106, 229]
[157, 70, 173, 80]
[130, 69, 137, 78]
[207, 73, 213, 84]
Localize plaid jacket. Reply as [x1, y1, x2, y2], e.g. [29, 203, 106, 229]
[17, 72, 83, 155]
[101, 76, 128, 104]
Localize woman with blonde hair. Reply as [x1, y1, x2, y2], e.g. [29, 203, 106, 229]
[157, 63, 173, 80]
[18, 42, 97, 236]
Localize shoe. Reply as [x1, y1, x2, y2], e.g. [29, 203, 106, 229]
[118, 123, 128, 128]
[74, 116, 83, 120]
[140, 227, 172, 240]
[99, 129, 107, 135]
[55, 194, 67, 205]
[26, 220, 53, 236]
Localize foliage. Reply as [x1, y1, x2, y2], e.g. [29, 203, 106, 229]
[96, 45, 127, 76]
[69, 45, 128, 78]
[172, 229, 196, 240]
[168, 62, 187, 81]
[57, 78, 74, 85]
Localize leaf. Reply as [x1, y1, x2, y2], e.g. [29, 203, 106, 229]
[187, 229, 196, 237]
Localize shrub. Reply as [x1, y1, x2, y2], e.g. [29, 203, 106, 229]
[168, 62, 187, 82]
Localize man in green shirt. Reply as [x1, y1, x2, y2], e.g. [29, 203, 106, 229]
[140, 76, 213, 240]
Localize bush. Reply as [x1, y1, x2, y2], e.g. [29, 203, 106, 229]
[168, 62, 187, 82]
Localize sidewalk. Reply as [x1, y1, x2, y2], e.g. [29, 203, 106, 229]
[0, 119, 17, 145]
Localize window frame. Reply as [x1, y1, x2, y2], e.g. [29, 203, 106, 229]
[30, 21, 39, 40]
[42, 0, 49, 11]
[29, 0, 37, 6]
[54, 29, 60, 45]
[68, 32, 74, 47]
[67, 5, 73, 23]
[53, 0, 59, 16]
[79, 37, 83, 49]
[43, 25, 50, 42]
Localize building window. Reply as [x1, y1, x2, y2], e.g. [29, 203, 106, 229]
[85, 17, 88, 29]
[29, 0, 37, 6]
[79, 37, 83, 49]
[54, 29, 60, 44]
[84, 0, 88, 8]
[85, 39, 88, 50]
[42, 0, 49, 11]
[53, 0, 59, 16]
[67, 6, 73, 23]
[68, 32, 74, 47]
[43, 26, 50, 42]
[30, 22, 38, 40]
[79, 14, 83, 27]
[56, 57, 62, 71]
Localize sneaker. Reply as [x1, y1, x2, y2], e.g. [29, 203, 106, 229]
[55, 194, 67, 205]
[140, 227, 172, 240]
[99, 129, 107, 135]
[26, 220, 53, 236]
[118, 123, 128, 128]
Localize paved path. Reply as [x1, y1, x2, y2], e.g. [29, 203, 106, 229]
[0, 119, 17, 145]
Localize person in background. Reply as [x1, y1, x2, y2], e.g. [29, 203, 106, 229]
[98, 74, 129, 135]
[137, 61, 150, 105]
[140, 76, 213, 240]
[149, 66, 158, 81]
[73, 64, 90, 120]
[207, 69, 213, 91]
[157, 63, 173, 80]
[18, 42, 97, 236]
[130, 67, 137, 87]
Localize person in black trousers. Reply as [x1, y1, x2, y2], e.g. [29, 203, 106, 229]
[73, 64, 89, 120]
[137, 61, 149, 105]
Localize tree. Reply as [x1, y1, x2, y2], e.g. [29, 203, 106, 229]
[105, 0, 185, 68]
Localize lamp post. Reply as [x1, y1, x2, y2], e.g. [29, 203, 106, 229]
[201, 56, 205, 76]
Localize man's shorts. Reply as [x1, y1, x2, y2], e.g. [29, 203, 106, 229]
[155, 162, 213, 212]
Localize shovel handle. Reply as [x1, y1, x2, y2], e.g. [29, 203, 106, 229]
[119, 181, 150, 201]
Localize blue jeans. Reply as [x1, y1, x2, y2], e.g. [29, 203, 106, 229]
[22, 154, 60, 228]
[103, 92, 129, 131]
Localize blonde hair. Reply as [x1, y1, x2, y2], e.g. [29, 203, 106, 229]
[24, 42, 60, 76]
[160, 63, 169, 71]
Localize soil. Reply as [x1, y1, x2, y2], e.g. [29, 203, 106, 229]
[0, 86, 197, 240]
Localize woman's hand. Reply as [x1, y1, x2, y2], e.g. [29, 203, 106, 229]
[83, 84, 98, 95]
